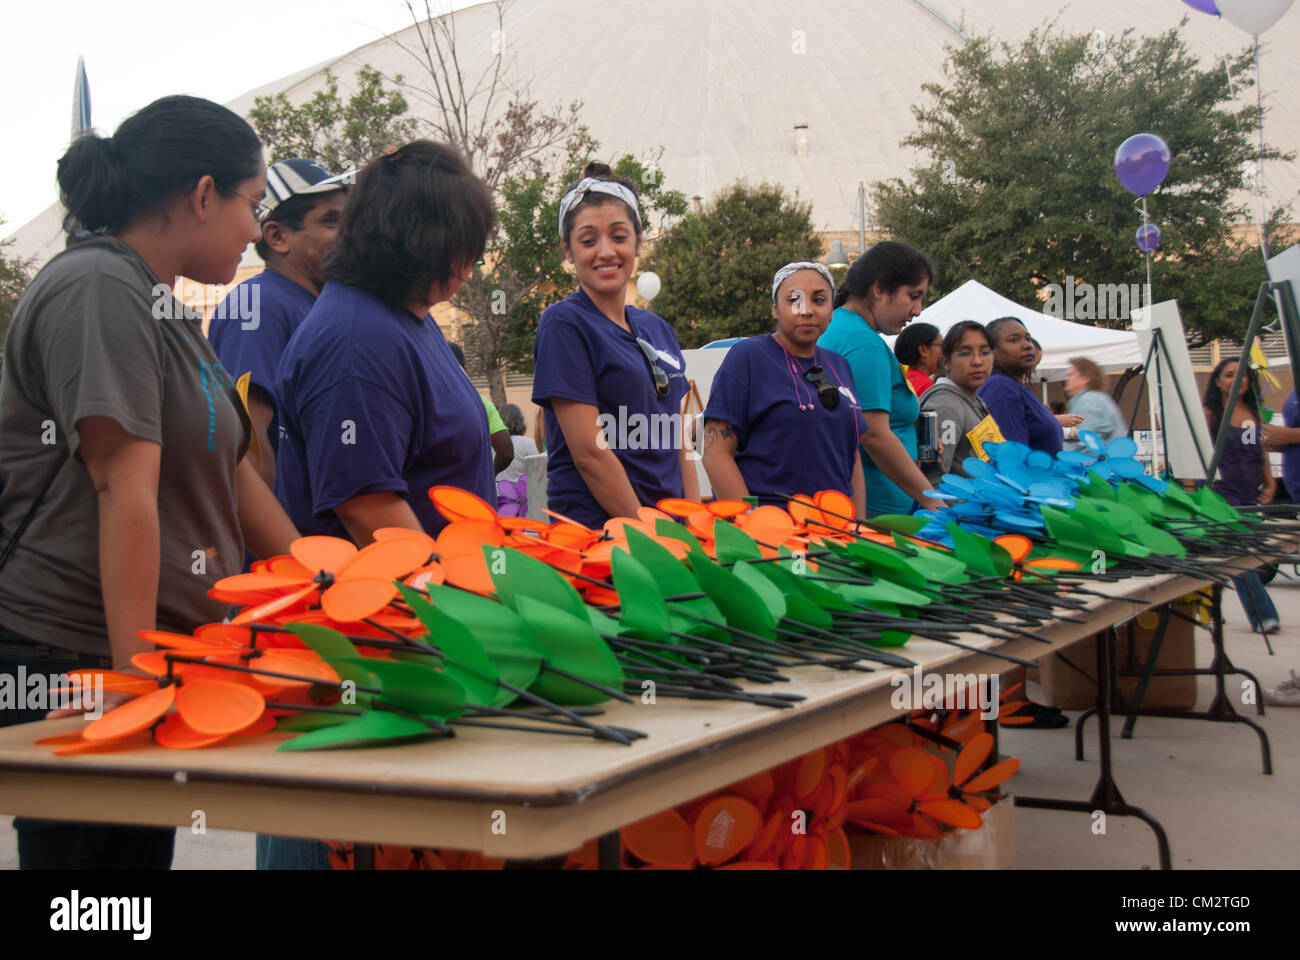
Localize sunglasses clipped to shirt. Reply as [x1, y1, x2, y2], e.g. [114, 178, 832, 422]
[803, 366, 840, 410]
[636, 337, 671, 398]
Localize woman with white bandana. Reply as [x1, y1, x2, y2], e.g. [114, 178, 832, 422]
[532, 162, 698, 526]
[701, 262, 866, 516]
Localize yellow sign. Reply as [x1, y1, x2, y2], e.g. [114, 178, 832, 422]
[234, 371, 263, 465]
[1250, 339, 1281, 390]
[966, 414, 1005, 461]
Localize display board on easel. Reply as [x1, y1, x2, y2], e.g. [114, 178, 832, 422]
[1129, 300, 1215, 480]
[1267, 244, 1300, 376]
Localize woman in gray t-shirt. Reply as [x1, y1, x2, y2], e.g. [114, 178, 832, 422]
[0, 96, 298, 870]
[919, 321, 996, 483]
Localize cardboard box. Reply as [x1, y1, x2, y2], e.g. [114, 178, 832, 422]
[845, 794, 1014, 869]
[1039, 603, 1198, 711]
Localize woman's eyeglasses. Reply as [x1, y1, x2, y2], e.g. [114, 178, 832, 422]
[636, 337, 671, 398]
[803, 366, 840, 409]
[237, 191, 277, 223]
[951, 348, 995, 361]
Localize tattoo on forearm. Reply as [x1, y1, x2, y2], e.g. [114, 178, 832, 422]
[701, 422, 735, 453]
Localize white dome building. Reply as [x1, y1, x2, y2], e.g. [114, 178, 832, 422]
[10, 0, 1298, 271]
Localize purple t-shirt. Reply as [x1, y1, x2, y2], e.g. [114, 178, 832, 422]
[703, 335, 864, 506]
[532, 287, 688, 527]
[978, 368, 1063, 455]
[1212, 423, 1264, 507]
[208, 269, 317, 454]
[273, 281, 494, 538]
[1283, 392, 1300, 503]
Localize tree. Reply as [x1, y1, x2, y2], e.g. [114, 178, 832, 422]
[871, 18, 1296, 345]
[395, 0, 580, 196]
[0, 221, 33, 347]
[643, 181, 824, 348]
[393, 0, 686, 401]
[249, 65, 418, 171]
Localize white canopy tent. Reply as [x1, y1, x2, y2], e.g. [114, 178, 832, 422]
[895, 279, 1145, 381]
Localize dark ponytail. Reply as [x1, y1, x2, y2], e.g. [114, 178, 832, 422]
[57, 95, 262, 235]
[894, 322, 940, 366]
[559, 161, 642, 243]
[832, 240, 934, 309]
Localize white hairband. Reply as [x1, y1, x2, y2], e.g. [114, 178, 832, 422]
[558, 177, 642, 238]
[772, 261, 835, 302]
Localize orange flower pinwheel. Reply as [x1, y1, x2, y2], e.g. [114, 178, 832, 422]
[844, 731, 1018, 835]
[41, 626, 341, 754]
[994, 534, 1082, 581]
[213, 534, 431, 625]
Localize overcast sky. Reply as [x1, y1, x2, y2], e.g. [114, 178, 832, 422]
[1, 0, 481, 238]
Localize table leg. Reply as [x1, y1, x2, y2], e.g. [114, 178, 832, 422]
[988, 674, 1002, 765]
[597, 830, 621, 870]
[1015, 625, 1173, 870]
[1121, 606, 1171, 739]
[354, 842, 375, 870]
[1075, 587, 1273, 774]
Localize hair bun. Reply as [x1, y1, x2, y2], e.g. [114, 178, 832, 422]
[57, 133, 130, 234]
[55, 94, 262, 241]
[582, 161, 614, 179]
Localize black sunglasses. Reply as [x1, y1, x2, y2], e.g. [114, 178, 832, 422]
[803, 366, 840, 409]
[636, 337, 671, 399]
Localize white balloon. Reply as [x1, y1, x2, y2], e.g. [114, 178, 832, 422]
[1217, 0, 1294, 34]
[636, 271, 661, 301]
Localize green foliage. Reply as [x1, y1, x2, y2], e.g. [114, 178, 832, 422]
[249, 65, 418, 172]
[0, 221, 33, 347]
[463, 133, 687, 377]
[643, 182, 824, 347]
[871, 18, 1296, 344]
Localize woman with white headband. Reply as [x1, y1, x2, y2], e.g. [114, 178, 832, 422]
[700, 262, 866, 515]
[532, 162, 697, 526]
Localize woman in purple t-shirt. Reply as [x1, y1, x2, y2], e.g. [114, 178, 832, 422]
[532, 163, 698, 527]
[977, 318, 1063, 455]
[701, 262, 866, 515]
[1203, 358, 1280, 636]
[274, 142, 497, 544]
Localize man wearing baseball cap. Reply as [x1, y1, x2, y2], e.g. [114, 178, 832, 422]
[208, 158, 350, 486]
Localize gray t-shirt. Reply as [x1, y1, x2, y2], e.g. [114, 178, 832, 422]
[0, 236, 249, 657]
[1065, 389, 1127, 451]
[497, 434, 540, 483]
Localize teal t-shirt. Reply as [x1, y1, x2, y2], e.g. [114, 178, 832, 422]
[819, 306, 919, 515]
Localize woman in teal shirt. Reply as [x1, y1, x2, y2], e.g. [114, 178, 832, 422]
[819, 241, 942, 516]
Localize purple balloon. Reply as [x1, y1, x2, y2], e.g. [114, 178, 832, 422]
[1114, 133, 1171, 196]
[1182, 0, 1220, 14]
[1136, 223, 1161, 254]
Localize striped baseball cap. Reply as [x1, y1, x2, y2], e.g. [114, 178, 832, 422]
[262, 158, 351, 222]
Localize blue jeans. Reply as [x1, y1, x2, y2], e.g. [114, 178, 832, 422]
[256, 834, 332, 869]
[0, 631, 175, 869]
[1232, 572, 1279, 632]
